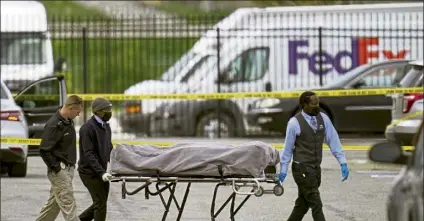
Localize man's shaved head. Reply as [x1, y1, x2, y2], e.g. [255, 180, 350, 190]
[62, 95, 83, 120]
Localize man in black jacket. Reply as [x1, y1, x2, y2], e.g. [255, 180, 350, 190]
[36, 95, 83, 221]
[78, 97, 114, 221]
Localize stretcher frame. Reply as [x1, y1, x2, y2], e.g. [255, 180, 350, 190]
[110, 167, 284, 221]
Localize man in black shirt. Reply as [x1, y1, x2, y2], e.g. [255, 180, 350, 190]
[36, 95, 83, 221]
[78, 97, 114, 221]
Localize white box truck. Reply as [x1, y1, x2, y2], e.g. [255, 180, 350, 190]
[1, 1, 66, 93]
[119, 2, 424, 137]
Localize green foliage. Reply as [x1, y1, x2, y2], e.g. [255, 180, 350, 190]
[52, 38, 198, 94]
[41, 1, 111, 20]
[143, 1, 234, 25]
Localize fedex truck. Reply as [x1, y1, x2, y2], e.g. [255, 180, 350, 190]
[152, 2, 423, 85]
[0, 1, 66, 93]
[119, 3, 424, 137]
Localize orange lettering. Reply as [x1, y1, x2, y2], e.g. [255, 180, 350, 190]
[382, 50, 408, 59]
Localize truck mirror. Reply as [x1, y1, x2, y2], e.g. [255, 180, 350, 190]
[54, 57, 67, 72]
[265, 82, 272, 92]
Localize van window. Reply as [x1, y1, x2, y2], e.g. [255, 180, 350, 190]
[245, 48, 270, 81]
[181, 55, 217, 83]
[224, 47, 270, 83]
[1, 32, 47, 65]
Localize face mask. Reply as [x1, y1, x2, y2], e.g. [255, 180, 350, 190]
[306, 107, 321, 116]
[101, 112, 112, 122]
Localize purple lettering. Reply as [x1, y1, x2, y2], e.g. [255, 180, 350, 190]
[288, 40, 309, 75]
[288, 38, 360, 76]
[334, 51, 355, 74]
[350, 38, 360, 71]
[309, 52, 333, 75]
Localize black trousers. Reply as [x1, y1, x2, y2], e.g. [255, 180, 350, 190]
[79, 173, 110, 221]
[287, 163, 325, 221]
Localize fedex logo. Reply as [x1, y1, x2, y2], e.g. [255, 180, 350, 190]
[288, 37, 409, 75]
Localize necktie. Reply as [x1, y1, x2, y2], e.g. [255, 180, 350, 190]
[311, 117, 317, 130]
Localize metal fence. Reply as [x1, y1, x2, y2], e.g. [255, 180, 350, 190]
[2, 13, 423, 139]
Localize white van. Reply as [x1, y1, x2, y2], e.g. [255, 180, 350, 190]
[119, 3, 424, 136]
[152, 2, 424, 86]
[0, 1, 66, 93]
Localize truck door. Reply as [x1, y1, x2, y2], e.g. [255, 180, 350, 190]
[218, 47, 270, 114]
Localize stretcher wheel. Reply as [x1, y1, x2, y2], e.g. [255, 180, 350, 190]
[254, 186, 264, 197]
[273, 185, 284, 196]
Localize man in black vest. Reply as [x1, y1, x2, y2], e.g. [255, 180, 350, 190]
[279, 91, 349, 221]
[77, 97, 114, 221]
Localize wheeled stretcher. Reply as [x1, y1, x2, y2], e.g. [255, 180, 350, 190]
[109, 141, 284, 221]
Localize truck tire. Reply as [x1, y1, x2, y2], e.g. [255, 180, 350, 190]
[195, 112, 236, 138]
[8, 159, 27, 177]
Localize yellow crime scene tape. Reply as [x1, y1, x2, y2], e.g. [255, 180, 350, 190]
[12, 87, 424, 101]
[0, 137, 415, 151]
[5, 87, 420, 151]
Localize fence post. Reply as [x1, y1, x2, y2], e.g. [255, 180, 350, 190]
[318, 26, 323, 86]
[82, 27, 88, 123]
[106, 19, 111, 93]
[216, 27, 221, 139]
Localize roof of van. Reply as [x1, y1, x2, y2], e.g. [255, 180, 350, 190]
[211, 2, 423, 31]
[261, 2, 424, 13]
[1, 1, 48, 32]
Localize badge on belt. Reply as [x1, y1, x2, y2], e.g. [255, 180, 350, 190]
[60, 162, 66, 170]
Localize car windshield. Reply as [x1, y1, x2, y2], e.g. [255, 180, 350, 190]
[323, 64, 372, 88]
[1, 32, 47, 65]
[159, 51, 198, 81]
[399, 65, 424, 87]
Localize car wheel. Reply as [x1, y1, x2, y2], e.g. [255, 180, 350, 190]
[8, 159, 27, 177]
[195, 112, 236, 138]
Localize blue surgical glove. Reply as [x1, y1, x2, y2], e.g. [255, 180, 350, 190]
[341, 163, 349, 181]
[279, 172, 287, 184]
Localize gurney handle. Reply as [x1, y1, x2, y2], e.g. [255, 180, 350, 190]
[231, 179, 261, 196]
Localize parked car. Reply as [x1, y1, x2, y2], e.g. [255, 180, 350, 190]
[149, 99, 246, 138]
[0, 75, 67, 165]
[246, 59, 413, 134]
[368, 121, 423, 221]
[1, 80, 28, 177]
[385, 60, 423, 146]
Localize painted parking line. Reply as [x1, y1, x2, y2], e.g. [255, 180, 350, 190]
[357, 170, 400, 179]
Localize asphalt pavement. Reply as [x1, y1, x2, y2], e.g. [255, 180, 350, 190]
[1, 137, 401, 221]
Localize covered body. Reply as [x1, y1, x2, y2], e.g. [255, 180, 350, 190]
[109, 141, 280, 178]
